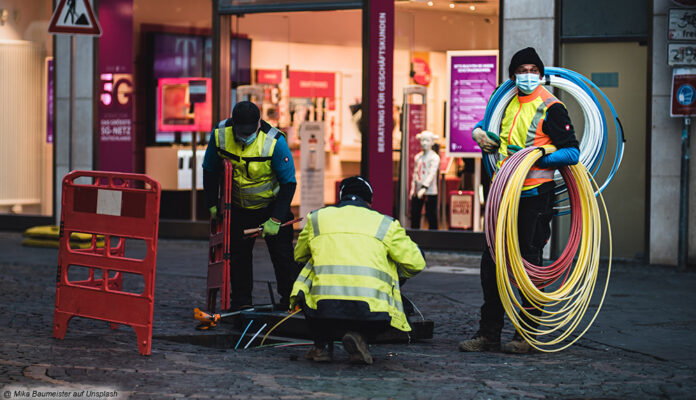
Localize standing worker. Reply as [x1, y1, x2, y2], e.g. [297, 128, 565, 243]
[203, 101, 300, 311]
[290, 176, 426, 364]
[458, 47, 580, 354]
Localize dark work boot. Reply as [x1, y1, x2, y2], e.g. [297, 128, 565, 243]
[501, 333, 532, 354]
[342, 332, 373, 365]
[458, 334, 501, 352]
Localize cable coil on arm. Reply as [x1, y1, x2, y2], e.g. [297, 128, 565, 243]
[486, 145, 612, 352]
[481, 67, 625, 214]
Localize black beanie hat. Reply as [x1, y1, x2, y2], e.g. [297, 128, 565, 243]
[508, 47, 544, 79]
[339, 176, 373, 204]
[232, 101, 261, 137]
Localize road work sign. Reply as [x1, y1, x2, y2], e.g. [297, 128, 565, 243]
[48, 0, 102, 36]
[671, 67, 696, 116]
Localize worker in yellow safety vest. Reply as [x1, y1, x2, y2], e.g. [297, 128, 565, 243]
[203, 101, 300, 311]
[458, 47, 580, 354]
[290, 176, 426, 364]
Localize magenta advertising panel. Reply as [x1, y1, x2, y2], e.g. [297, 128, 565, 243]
[98, 0, 133, 172]
[46, 59, 53, 144]
[447, 51, 498, 157]
[366, 0, 394, 216]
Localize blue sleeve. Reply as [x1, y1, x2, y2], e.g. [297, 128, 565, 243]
[271, 135, 297, 184]
[537, 146, 580, 168]
[202, 131, 222, 172]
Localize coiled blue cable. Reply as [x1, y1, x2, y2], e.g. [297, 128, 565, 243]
[480, 67, 624, 215]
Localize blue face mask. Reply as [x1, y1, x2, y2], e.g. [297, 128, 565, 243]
[236, 131, 258, 146]
[515, 73, 541, 95]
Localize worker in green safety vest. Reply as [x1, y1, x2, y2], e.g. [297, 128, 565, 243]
[203, 101, 300, 311]
[290, 176, 426, 364]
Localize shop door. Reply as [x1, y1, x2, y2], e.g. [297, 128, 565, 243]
[557, 42, 647, 259]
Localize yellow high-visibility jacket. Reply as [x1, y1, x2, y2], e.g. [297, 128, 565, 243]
[214, 119, 284, 209]
[290, 201, 426, 332]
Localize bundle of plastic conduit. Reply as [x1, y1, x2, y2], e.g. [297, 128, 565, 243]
[481, 67, 625, 215]
[485, 143, 612, 352]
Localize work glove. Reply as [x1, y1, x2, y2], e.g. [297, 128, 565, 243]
[262, 218, 281, 238]
[472, 127, 500, 153]
[209, 205, 220, 219]
[417, 187, 427, 199]
[507, 144, 522, 155]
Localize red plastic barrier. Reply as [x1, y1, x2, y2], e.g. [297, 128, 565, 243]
[206, 160, 233, 312]
[53, 171, 161, 355]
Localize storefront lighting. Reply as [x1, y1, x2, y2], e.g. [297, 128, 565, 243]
[427, 1, 433, 6]
[449, 3, 455, 8]
[470, 5, 476, 11]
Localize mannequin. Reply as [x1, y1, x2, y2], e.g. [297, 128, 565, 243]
[410, 130, 440, 229]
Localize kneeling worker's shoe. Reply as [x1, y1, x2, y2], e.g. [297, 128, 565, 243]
[501, 337, 532, 354]
[342, 332, 373, 365]
[458, 335, 500, 352]
[305, 345, 333, 362]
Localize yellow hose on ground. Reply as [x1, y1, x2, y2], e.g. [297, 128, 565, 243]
[494, 146, 612, 352]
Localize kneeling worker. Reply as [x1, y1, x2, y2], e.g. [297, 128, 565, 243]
[290, 176, 426, 364]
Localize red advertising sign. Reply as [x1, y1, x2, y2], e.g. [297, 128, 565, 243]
[256, 69, 283, 85]
[157, 78, 213, 132]
[671, 68, 696, 116]
[407, 103, 426, 197]
[289, 71, 336, 98]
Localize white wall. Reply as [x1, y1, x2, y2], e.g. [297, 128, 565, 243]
[651, 0, 696, 265]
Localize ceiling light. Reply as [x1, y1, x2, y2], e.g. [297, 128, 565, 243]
[469, 5, 476, 10]
[449, 3, 455, 8]
[427, 1, 433, 6]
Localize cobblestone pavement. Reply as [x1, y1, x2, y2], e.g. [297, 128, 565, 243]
[0, 231, 694, 399]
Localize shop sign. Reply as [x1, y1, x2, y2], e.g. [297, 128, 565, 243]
[671, 67, 696, 116]
[48, 0, 102, 36]
[299, 122, 325, 228]
[446, 51, 498, 157]
[669, 8, 696, 40]
[449, 191, 473, 230]
[669, 43, 696, 66]
[98, 0, 133, 172]
[256, 69, 283, 85]
[289, 71, 335, 98]
[365, 0, 394, 216]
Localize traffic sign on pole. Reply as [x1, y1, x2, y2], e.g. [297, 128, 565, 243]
[48, 0, 102, 36]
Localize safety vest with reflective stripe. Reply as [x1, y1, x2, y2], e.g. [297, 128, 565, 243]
[498, 85, 561, 190]
[290, 204, 426, 332]
[214, 119, 284, 209]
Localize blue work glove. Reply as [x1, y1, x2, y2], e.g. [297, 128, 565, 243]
[262, 218, 281, 237]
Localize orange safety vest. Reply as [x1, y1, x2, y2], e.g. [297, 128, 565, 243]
[497, 85, 561, 190]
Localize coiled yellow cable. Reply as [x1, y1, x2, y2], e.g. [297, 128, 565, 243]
[493, 146, 612, 352]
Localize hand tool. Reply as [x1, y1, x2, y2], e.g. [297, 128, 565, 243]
[193, 304, 273, 330]
[243, 217, 303, 238]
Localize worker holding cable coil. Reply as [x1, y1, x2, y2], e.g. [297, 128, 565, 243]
[459, 47, 580, 354]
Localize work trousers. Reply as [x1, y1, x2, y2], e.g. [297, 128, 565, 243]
[228, 204, 301, 308]
[305, 316, 391, 348]
[477, 190, 554, 340]
[410, 194, 438, 230]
